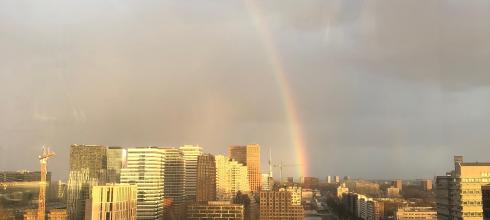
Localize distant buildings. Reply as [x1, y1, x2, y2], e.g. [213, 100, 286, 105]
[301, 177, 320, 189]
[259, 190, 304, 219]
[215, 155, 250, 200]
[187, 201, 244, 220]
[436, 156, 490, 219]
[228, 144, 261, 192]
[386, 186, 401, 198]
[337, 183, 349, 199]
[395, 207, 437, 220]
[196, 154, 216, 202]
[341, 192, 383, 220]
[420, 179, 433, 191]
[85, 184, 137, 220]
[23, 209, 38, 220]
[180, 145, 203, 202]
[393, 179, 403, 191]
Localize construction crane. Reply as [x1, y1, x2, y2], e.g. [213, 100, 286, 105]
[272, 161, 301, 182]
[38, 146, 55, 220]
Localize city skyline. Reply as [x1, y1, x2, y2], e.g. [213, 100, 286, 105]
[1, 0, 490, 181]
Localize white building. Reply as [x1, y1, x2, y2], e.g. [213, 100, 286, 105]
[179, 145, 202, 202]
[215, 155, 250, 200]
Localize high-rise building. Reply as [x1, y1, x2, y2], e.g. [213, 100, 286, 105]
[106, 147, 125, 183]
[215, 155, 250, 200]
[48, 209, 68, 220]
[421, 179, 433, 191]
[67, 169, 100, 220]
[68, 145, 109, 220]
[261, 174, 273, 191]
[341, 192, 383, 220]
[180, 145, 203, 202]
[160, 147, 186, 219]
[396, 207, 437, 220]
[436, 156, 490, 219]
[196, 154, 216, 202]
[386, 186, 400, 198]
[334, 176, 341, 183]
[326, 176, 333, 184]
[187, 201, 244, 220]
[85, 184, 137, 220]
[259, 191, 304, 219]
[121, 147, 165, 220]
[228, 144, 261, 192]
[393, 179, 403, 191]
[69, 145, 108, 180]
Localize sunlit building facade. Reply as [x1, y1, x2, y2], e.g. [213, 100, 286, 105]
[85, 184, 137, 220]
[228, 144, 261, 192]
[180, 145, 202, 202]
[121, 147, 165, 220]
[259, 191, 304, 219]
[437, 156, 490, 219]
[48, 209, 68, 220]
[187, 201, 244, 220]
[215, 155, 250, 200]
[196, 154, 216, 202]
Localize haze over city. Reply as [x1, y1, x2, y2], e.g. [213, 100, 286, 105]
[1, 0, 490, 181]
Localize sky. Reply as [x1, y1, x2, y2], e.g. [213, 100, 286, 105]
[0, 0, 489, 180]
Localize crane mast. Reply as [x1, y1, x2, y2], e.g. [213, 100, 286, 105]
[38, 146, 55, 220]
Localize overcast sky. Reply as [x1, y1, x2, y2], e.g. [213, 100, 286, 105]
[0, 0, 489, 180]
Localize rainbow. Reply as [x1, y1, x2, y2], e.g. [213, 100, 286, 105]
[243, 0, 309, 177]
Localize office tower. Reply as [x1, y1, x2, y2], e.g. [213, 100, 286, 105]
[421, 179, 433, 191]
[68, 145, 108, 220]
[215, 155, 250, 200]
[483, 185, 490, 220]
[436, 156, 490, 219]
[196, 154, 216, 202]
[393, 179, 403, 191]
[48, 209, 68, 220]
[69, 145, 108, 180]
[106, 147, 125, 183]
[187, 201, 244, 220]
[280, 186, 302, 206]
[160, 147, 186, 218]
[228, 144, 261, 192]
[67, 169, 99, 220]
[121, 147, 165, 220]
[396, 207, 437, 220]
[259, 191, 304, 219]
[334, 176, 341, 183]
[85, 184, 137, 220]
[180, 145, 203, 202]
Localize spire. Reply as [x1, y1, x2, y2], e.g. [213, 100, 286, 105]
[268, 148, 273, 178]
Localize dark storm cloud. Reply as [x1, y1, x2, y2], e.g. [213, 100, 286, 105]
[0, 0, 489, 179]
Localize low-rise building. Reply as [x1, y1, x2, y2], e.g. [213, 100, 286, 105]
[187, 201, 244, 220]
[395, 207, 437, 220]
